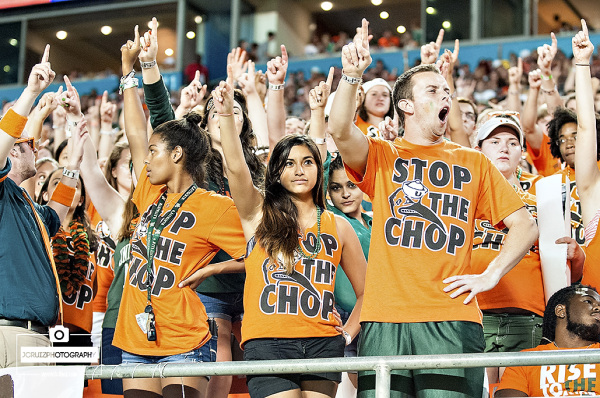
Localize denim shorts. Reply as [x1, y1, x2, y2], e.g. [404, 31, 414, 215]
[121, 339, 216, 365]
[197, 291, 244, 323]
[244, 335, 345, 397]
[335, 304, 358, 358]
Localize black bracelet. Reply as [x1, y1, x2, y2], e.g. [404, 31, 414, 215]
[575, 63, 591, 66]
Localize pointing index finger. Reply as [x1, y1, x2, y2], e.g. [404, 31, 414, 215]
[435, 29, 445, 50]
[41, 44, 50, 63]
[280, 45, 288, 64]
[517, 56, 523, 73]
[550, 32, 557, 54]
[102, 90, 108, 105]
[133, 25, 140, 47]
[361, 18, 369, 45]
[151, 17, 158, 36]
[582, 19, 589, 38]
[326, 66, 334, 88]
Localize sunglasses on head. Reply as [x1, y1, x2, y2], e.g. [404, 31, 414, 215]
[15, 137, 35, 151]
[483, 110, 522, 125]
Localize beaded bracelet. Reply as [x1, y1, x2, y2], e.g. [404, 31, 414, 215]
[541, 73, 553, 80]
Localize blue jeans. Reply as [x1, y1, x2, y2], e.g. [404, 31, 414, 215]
[121, 338, 216, 365]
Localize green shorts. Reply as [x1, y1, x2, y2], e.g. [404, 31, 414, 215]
[357, 321, 485, 398]
[482, 313, 543, 353]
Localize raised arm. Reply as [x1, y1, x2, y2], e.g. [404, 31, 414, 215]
[537, 33, 563, 113]
[97, 91, 118, 160]
[212, 78, 263, 240]
[78, 116, 126, 233]
[0, 45, 54, 168]
[328, 19, 372, 176]
[23, 91, 58, 142]
[121, 25, 148, 180]
[307, 67, 334, 162]
[238, 61, 269, 149]
[265, 45, 288, 150]
[420, 29, 444, 65]
[506, 57, 523, 113]
[139, 17, 175, 129]
[441, 42, 471, 147]
[521, 69, 544, 151]
[573, 19, 600, 226]
[443, 206, 538, 304]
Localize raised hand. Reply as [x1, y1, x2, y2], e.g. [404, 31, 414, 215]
[537, 32, 557, 76]
[69, 117, 90, 168]
[100, 91, 116, 127]
[227, 47, 248, 87]
[61, 76, 82, 118]
[572, 19, 594, 64]
[342, 18, 372, 78]
[266, 45, 288, 85]
[211, 76, 235, 116]
[308, 67, 334, 110]
[28, 44, 56, 94]
[139, 17, 158, 64]
[528, 68, 543, 90]
[508, 57, 523, 86]
[180, 71, 207, 111]
[255, 70, 267, 102]
[238, 61, 258, 97]
[379, 116, 400, 141]
[121, 25, 141, 74]
[35, 91, 59, 119]
[421, 29, 444, 64]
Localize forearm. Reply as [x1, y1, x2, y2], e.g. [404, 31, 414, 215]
[308, 108, 328, 162]
[506, 83, 522, 113]
[48, 165, 80, 222]
[266, 88, 285, 150]
[245, 91, 269, 148]
[485, 214, 538, 283]
[23, 111, 45, 141]
[574, 63, 598, 193]
[205, 259, 245, 275]
[123, 86, 149, 179]
[522, 87, 542, 151]
[143, 77, 175, 129]
[540, 77, 562, 113]
[343, 294, 363, 340]
[447, 98, 471, 147]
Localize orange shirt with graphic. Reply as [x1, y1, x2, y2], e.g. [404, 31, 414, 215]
[526, 134, 561, 177]
[345, 137, 525, 324]
[498, 343, 600, 396]
[88, 203, 116, 313]
[471, 189, 544, 316]
[519, 170, 543, 194]
[241, 210, 343, 346]
[60, 245, 96, 333]
[113, 167, 246, 356]
[356, 116, 381, 139]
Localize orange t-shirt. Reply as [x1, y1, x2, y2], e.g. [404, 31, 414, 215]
[498, 343, 600, 396]
[582, 216, 600, 289]
[527, 134, 561, 177]
[59, 241, 96, 333]
[356, 116, 382, 139]
[112, 167, 246, 356]
[345, 137, 525, 324]
[471, 189, 545, 316]
[241, 210, 343, 346]
[88, 203, 116, 313]
[519, 170, 543, 194]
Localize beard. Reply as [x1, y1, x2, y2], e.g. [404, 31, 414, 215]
[567, 312, 600, 343]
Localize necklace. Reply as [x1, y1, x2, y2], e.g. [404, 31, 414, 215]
[296, 206, 322, 260]
[163, 192, 180, 209]
[516, 166, 522, 180]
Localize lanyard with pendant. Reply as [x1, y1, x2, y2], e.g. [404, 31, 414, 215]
[143, 183, 197, 341]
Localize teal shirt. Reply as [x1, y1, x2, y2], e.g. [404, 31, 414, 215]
[103, 238, 130, 328]
[323, 151, 372, 313]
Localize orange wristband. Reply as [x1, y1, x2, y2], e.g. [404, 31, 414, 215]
[0, 109, 28, 139]
[50, 182, 76, 207]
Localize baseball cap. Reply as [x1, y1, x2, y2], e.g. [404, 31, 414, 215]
[476, 112, 524, 146]
[362, 78, 392, 94]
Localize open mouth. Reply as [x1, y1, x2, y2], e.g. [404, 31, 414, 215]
[438, 107, 450, 122]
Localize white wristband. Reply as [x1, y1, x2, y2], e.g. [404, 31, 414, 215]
[269, 83, 285, 91]
[342, 330, 352, 346]
[62, 168, 80, 180]
[312, 137, 326, 145]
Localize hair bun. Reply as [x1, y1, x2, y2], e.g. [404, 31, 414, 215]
[184, 111, 203, 126]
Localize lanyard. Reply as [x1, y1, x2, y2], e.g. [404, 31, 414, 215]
[145, 183, 197, 304]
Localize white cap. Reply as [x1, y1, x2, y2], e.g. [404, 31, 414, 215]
[476, 115, 524, 146]
[362, 78, 392, 94]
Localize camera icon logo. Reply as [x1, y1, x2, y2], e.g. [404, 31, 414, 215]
[49, 325, 69, 343]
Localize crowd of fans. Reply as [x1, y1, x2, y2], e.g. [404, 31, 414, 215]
[3, 12, 600, 398]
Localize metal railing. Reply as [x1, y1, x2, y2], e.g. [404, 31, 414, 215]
[85, 349, 600, 398]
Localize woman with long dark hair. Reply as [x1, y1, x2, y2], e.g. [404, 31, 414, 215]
[212, 79, 366, 398]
